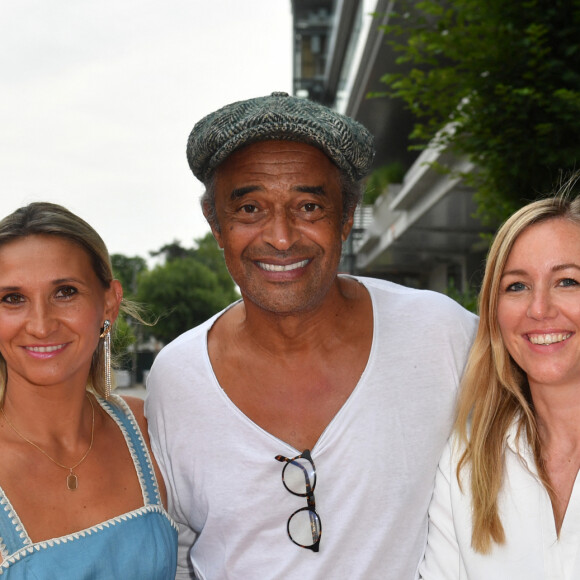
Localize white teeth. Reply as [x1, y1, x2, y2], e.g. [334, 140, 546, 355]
[27, 345, 64, 353]
[258, 260, 308, 272]
[529, 333, 571, 345]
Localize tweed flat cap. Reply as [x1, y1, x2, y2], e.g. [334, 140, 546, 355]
[186, 92, 375, 182]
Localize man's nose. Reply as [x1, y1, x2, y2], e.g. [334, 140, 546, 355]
[262, 210, 300, 250]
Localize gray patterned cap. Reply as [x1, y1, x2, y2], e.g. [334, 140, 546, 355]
[186, 92, 375, 182]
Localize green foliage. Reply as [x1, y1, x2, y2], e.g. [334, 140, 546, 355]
[111, 315, 136, 369]
[364, 161, 406, 205]
[149, 241, 194, 262]
[111, 235, 238, 346]
[110, 254, 148, 356]
[111, 254, 147, 297]
[137, 258, 237, 344]
[189, 233, 236, 291]
[375, 0, 580, 225]
[137, 236, 239, 344]
[446, 278, 478, 314]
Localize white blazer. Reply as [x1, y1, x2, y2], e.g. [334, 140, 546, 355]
[420, 425, 580, 579]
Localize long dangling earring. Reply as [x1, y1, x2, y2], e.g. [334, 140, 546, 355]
[100, 320, 112, 399]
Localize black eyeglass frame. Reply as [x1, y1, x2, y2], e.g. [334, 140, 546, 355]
[274, 448, 322, 552]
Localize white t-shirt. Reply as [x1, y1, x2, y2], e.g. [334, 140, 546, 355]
[145, 276, 478, 580]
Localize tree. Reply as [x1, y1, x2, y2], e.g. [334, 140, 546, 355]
[375, 0, 580, 225]
[149, 241, 194, 262]
[190, 232, 235, 290]
[137, 237, 238, 343]
[110, 254, 149, 361]
[111, 254, 147, 297]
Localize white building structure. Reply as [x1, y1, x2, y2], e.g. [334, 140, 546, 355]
[291, 0, 491, 293]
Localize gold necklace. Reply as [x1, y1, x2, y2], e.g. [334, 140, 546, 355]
[0, 394, 95, 491]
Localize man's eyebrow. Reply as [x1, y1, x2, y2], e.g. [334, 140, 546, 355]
[230, 185, 328, 199]
[230, 186, 263, 200]
[294, 185, 327, 196]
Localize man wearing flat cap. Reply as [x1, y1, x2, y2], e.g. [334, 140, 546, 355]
[146, 92, 477, 579]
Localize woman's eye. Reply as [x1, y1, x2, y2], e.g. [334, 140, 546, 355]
[505, 282, 526, 292]
[559, 278, 579, 287]
[1, 293, 24, 304]
[55, 286, 78, 298]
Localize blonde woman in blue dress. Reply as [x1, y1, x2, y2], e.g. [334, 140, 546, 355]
[0, 202, 177, 578]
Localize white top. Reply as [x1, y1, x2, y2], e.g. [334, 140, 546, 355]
[145, 276, 478, 580]
[420, 426, 580, 579]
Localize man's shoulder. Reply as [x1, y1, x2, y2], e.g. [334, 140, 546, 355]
[353, 275, 419, 296]
[354, 275, 478, 336]
[355, 275, 474, 311]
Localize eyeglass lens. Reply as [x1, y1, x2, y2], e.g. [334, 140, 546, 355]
[282, 455, 316, 495]
[288, 507, 321, 549]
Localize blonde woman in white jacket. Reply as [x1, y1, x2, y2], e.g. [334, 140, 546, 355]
[421, 193, 580, 579]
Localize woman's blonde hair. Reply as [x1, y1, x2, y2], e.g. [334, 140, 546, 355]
[456, 193, 580, 553]
[0, 202, 140, 402]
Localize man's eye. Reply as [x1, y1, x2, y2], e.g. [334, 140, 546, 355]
[55, 286, 78, 298]
[302, 203, 321, 212]
[240, 204, 258, 214]
[1, 293, 24, 304]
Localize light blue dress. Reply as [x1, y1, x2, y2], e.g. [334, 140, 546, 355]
[0, 395, 178, 578]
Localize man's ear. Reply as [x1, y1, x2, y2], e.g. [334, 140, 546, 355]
[341, 209, 355, 242]
[211, 226, 224, 249]
[202, 200, 223, 248]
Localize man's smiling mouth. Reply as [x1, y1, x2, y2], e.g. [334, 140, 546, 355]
[257, 259, 309, 272]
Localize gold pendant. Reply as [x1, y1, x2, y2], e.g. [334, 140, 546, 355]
[67, 472, 78, 491]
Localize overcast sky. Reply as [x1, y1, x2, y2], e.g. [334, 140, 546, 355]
[0, 1, 293, 261]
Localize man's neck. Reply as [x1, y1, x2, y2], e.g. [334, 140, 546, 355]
[237, 276, 365, 354]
